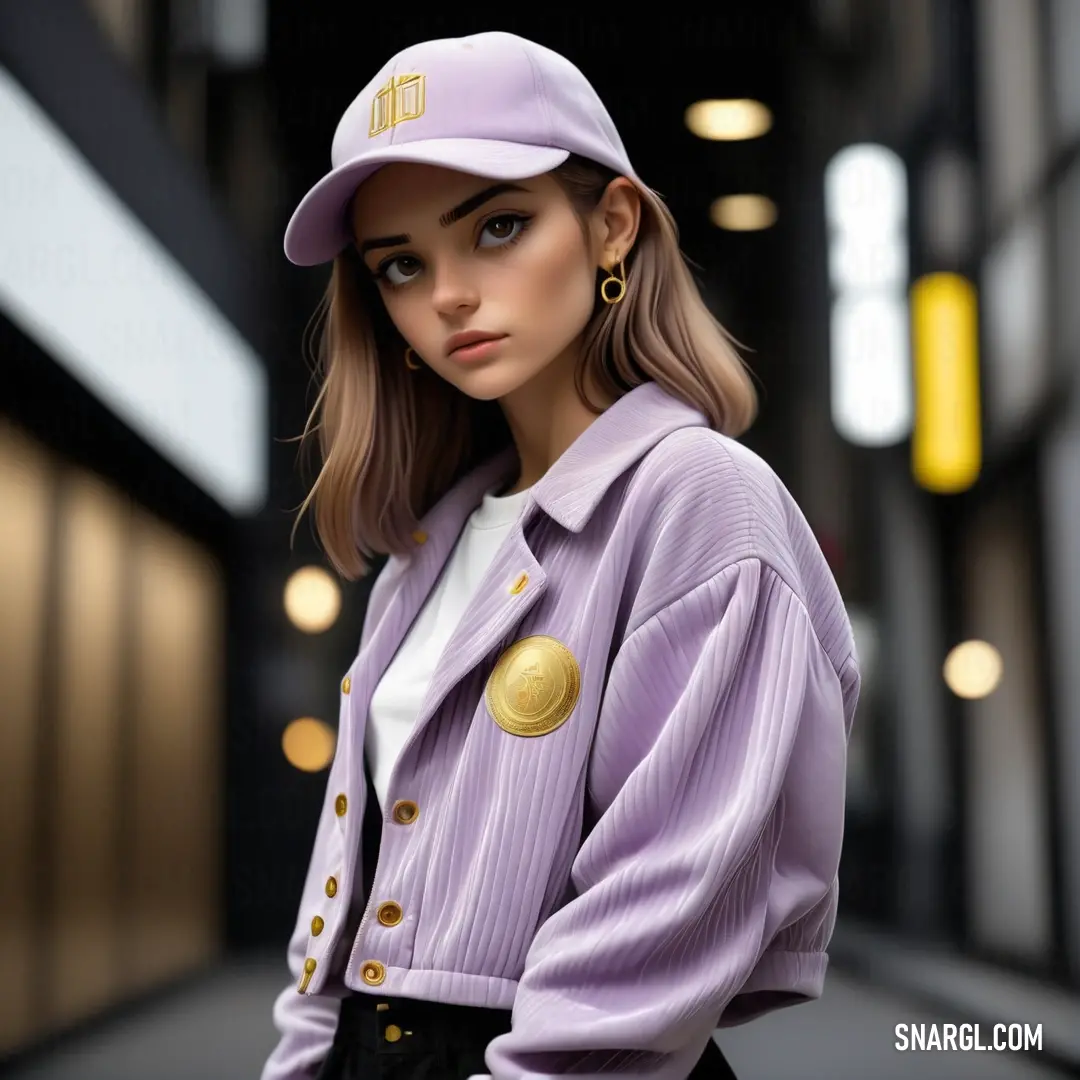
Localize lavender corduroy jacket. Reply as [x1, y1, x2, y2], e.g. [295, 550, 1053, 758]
[262, 380, 860, 1080]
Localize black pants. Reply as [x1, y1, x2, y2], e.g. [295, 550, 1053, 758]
[314, 992, 510, 1080]
[325, 754, 738, 1078]
[316, 991, 738, 1079]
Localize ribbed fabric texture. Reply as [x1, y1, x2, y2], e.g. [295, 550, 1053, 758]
[261, 381, 860, 1080]
[365, 482, 531, 810]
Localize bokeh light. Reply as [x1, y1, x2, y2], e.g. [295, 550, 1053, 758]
[943, 640, 1004, 699]
[284, 565, 341, 634]
[710, 194, 778, 231]
[282, 717, 336, 772]
[684, 98, 773, 141]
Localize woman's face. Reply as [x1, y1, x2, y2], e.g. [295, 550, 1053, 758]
[349, 164, 604, 402]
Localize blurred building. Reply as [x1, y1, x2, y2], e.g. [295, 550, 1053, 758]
[1, 0, 1078, 1070]
[0, 0, 283, 1059]
[793, 0, 1080, 998]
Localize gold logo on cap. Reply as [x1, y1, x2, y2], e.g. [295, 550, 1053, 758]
[486, 635, 581, 737]
[369, 74, 426, 137]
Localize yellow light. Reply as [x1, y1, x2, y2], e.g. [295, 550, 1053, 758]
[943, 640, 1003, 699]
[282, 717, 336, 772]
[685, 99, 772, 141]
[710, 195, 778, 231]
[284, 565, 341, 633]
[910, 273, 982, 493]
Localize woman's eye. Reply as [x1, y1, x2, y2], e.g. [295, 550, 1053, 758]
[382, 255, 422, 285]
[478, 216, 524, 247]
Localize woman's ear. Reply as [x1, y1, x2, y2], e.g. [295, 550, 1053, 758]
[596, 177, 641, 266]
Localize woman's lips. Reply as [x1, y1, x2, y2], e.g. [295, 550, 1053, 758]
[448, 335, 508, 362]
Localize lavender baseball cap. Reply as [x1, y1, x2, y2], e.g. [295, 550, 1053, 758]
[283, 31, 637, 266]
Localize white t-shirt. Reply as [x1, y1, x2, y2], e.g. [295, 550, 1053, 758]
[364, 482, 532, 809]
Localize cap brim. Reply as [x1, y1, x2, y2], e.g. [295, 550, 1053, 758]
[283, 140, 571, 266]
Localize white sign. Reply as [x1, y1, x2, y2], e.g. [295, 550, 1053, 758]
[825, 143, 912, 447]
[0, 66, 268, 515]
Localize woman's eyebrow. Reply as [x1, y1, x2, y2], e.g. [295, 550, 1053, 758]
[357, 183, 529, 255]
[358, 232, 409, 256]
[438, 183, 528, 227]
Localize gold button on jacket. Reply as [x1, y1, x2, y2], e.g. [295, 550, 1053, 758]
[392, 800, 419, 824]
[325, 876, 338, 898]
[361, 960, 386, 985]
[341, 675, 351, 694]
[384, 1023, 403, 1042]
[310, 915, 324, 936]
[335, 794, 347, 816]
[377, 901, 403, 927]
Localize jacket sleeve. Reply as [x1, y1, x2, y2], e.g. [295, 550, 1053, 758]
[475, 557, 856, 1079]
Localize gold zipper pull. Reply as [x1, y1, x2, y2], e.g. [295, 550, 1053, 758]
[297, 957, 316, 993]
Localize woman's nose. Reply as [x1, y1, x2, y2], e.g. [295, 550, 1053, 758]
[429, 259, 480, 315]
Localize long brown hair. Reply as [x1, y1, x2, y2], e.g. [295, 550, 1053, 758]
[293, 155, 758, 580]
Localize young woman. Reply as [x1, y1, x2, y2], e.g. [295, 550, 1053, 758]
[262, 30, 860, 1080]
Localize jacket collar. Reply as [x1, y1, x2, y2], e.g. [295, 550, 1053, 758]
[527, 380, 709, 532]
[416, 381, 709, 545]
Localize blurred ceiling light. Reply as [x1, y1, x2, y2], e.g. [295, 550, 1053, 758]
[284, 565, 341, 634]
[911, 273, 982, 493]
[710, 195, 778, 231]
[943, 640, 1003, 699]
[685, 99, 772, 141]
[825, 143, 912, 447]
[0, 67, 268, 515]
[282, 717, 336, 772]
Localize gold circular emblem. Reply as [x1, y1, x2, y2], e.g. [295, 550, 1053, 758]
[486, 635, 581, 737]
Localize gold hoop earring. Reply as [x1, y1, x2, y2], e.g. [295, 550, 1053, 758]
[600, 259, 626, 304]
[404, 346, 421, 371]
